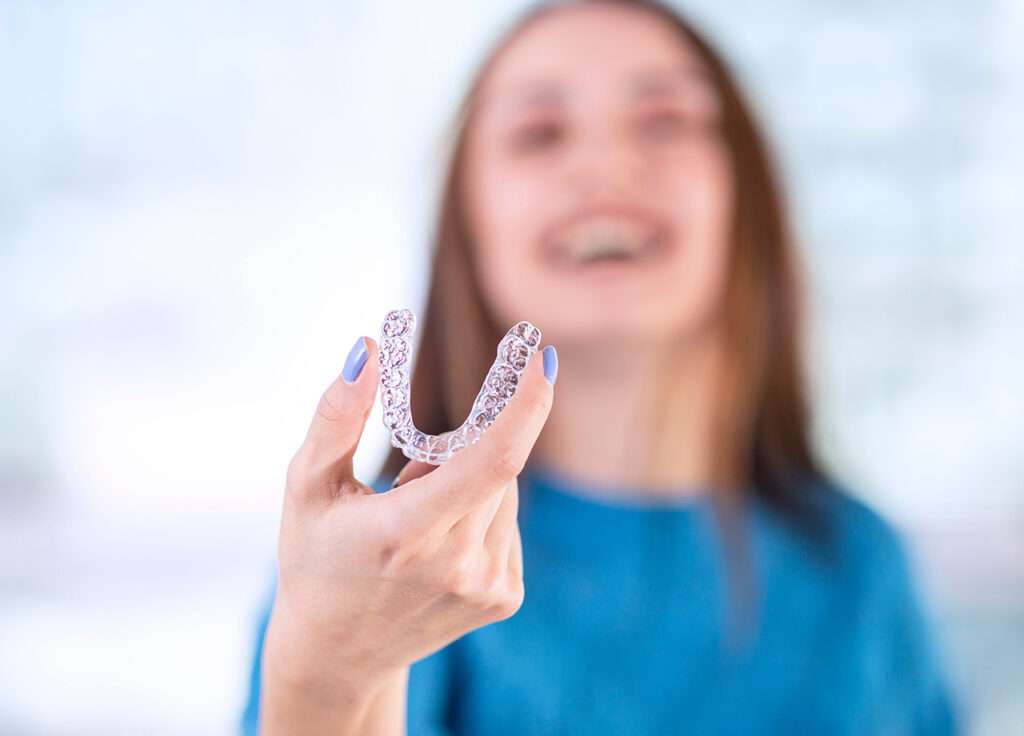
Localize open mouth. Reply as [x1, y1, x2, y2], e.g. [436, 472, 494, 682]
[542, 213, 671, 272]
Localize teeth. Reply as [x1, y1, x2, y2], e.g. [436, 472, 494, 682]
[555, 217, 654, 264]
[579, 240, 634, 261]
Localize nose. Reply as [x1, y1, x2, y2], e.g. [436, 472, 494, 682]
[564, 124, 645, 200]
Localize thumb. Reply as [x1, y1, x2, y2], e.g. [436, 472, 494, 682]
[288, 335, 380, 500]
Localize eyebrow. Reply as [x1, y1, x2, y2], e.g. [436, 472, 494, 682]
[630, 66, 715, 99]
[477, 81, 564, 114]
[477, 65, 716, 115]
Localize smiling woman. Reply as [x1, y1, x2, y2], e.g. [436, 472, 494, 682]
[471, 48, 725, 277]
[242, 1, 959, 734]
[427, 0, 815, 520]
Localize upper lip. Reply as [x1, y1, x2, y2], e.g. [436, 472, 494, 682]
[540, 204, 670, 266]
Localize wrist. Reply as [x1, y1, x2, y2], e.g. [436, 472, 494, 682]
[262, 604, 399, 705]
[261, 619, 408, 736]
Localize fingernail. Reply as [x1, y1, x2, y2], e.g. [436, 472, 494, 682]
[542, 345, 558, 385]
[342, 336, 369, 384]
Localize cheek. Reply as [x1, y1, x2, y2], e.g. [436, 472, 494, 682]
[658, 147, 734, 321]
[463, 153, 558, 322]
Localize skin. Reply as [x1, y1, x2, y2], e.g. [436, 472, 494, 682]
[260, 4, 735, 734]
[465, 3, 733, 497]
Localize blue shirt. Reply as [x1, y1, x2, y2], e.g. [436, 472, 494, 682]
[241, 463, 958, 734]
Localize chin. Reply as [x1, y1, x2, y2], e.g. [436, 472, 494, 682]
[532, 305, 675, 348]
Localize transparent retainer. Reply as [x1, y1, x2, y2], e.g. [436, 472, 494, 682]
[379, 308, 542, 465]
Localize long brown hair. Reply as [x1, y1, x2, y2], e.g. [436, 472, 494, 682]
[376, 0, 830, 541]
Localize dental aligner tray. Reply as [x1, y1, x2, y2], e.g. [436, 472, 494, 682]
[379, 308, 541, 464]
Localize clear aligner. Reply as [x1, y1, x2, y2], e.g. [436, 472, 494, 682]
[378, 308, 542, 465]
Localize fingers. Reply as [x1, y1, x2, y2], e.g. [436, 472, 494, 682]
[482, 481, 520, 555]
[392, 346, 554, 532]
[506, 516, 524, 578]
[287, 336, 380, 502]
[392, 459, 435, 488]
[450, 479, 511, 548]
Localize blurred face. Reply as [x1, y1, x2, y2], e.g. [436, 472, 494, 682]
[462, 3, 733, 350]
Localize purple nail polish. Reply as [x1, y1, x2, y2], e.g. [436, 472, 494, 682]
[542, 345, 558, 385]
[342, 337, 369, 384]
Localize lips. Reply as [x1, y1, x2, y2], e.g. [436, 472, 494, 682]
[541, 209, 672, 272]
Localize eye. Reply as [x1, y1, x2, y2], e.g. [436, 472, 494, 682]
[637, 110, 695, 140]
[510, 121, 564, 151]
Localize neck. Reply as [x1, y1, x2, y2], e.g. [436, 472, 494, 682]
[530, 328, 724, 501]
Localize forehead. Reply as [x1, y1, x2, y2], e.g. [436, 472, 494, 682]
[477, 4, 708, 104]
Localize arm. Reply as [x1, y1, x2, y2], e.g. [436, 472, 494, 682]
[240, 583, 458, 736]
[259, 615, 409, 736]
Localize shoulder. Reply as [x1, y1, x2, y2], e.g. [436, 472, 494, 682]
[755, 475, 919, 608]
[773, 476, 910, 574]
[794, 481, 961, 731]
[813, 479, 908, 567]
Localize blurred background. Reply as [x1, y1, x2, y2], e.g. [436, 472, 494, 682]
[1, 1, 1021, 733]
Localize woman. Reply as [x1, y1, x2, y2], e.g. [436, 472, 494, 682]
[242, 1, 958, 733]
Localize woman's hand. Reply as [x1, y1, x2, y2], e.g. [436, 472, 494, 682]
[260, 335, 555, 730]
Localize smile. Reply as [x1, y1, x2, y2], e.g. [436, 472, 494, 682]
[541, 212, 672, 272]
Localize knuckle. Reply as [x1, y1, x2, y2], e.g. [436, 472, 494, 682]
[442, 552, 478, 598]
[285, 443, 346, 500]
[509, 539, 524, 576]
[285, 449, 308, 486]
[285, 446, 317, 495]
[495, 592, 525, 620]
[492, 442, 524, 482]
[376, 511, 415, 566]
[509, 572, 525, 603]
[488, 577, 524, 621]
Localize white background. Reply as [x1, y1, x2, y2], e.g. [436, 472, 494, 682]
[1, 1, 1022, 733]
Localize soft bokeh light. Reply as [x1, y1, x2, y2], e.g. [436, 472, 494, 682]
[1, 1, 1021, 733]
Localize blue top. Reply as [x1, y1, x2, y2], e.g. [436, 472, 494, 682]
[241, 463, 959, 735]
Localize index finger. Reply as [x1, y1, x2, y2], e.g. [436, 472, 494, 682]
[287, 335, 380, 500]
